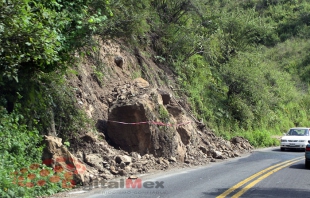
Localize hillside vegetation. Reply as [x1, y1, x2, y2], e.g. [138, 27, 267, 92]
[2, 0, 310, 196]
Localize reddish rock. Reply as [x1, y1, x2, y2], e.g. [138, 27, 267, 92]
[42, 136, 88, 185]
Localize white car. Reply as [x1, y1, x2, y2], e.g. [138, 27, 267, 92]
[280, 127, 310, 151]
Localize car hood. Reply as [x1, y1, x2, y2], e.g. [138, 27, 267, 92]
[281, 136, 309, 140]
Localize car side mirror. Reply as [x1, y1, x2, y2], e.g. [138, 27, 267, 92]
[308, 140, 310, 144]
[283, 133, 286, 136]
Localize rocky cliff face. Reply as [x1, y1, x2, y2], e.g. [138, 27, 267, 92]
[55, 39, 253, 185]
[107, 78, 186, 160]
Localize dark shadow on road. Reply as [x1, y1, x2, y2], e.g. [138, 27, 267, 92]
[289, 162, 307, 170]
[271, 148, 305, 152]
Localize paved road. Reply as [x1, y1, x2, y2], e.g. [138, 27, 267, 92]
[71, 147, 308, 198]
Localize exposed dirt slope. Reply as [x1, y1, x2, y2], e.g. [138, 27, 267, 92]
[64, 39, 253, 185]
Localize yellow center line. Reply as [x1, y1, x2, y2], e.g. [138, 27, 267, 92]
[216, 157, 303, 198]
[232, 158, 302, 198]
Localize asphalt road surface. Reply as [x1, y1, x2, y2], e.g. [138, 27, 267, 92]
[71, 147, 308, 198]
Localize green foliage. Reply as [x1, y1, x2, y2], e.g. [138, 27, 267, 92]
[242, 129, 279, 148]
[92, 66, 104, 86]
[131, 70, 142, 80]
[1, 0, 65, 81]
[0, 0, 111, 112]
[158, 105, 170, 123]
[266, 1, 310, 41]
[147, 0, 310, 147]
[1, 0, 111, 80]
[0, 0, 105, 195]
[0, 107, 65, 197]
[97, 0, 151, 42]
[19, 72, 92, 139]
[63, 141, 70, 147]
[0, 107, 42, 162]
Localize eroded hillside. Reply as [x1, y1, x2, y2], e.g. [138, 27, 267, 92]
[52, 39, 254, 185]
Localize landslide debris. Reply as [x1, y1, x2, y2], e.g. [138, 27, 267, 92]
[58, 79, 253, 185]
[59, 39, 253, 186]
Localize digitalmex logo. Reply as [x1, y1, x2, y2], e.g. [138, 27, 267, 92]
[11, 156, 86, 189]
[83, 178, 165, 190]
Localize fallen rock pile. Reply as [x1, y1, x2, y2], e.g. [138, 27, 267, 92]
[49, 78, 254, 185]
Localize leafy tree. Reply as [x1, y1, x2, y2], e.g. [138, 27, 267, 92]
[0, 0, 111, 111]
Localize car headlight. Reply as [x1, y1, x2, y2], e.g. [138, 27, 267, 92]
[299, 140, 307, 142]
[281, 139, 287, 142]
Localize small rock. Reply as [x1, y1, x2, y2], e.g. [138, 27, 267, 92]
[163, 159, 170, 165]
[133, 78, 149, 88]
[115, 155, 132, 165]
[110, 166, 116, 171]
[119, 162, 126, 169]
[234, 152, 240, 157]
[81, 133, 97, 143]
[110, 166, 118, 175]
[212, 150, 223, 159]
[125, 166, 131, 172]
[114, 56, 124, 68]
[139, 160, 148, 165]
[169, 157, 177, 162]
[131, 152, 141, 160]
[76, 151, 83, 159]
[199, 146, 207, 154]
[128, 175, 138, 179]
[118, 169, 127, 176]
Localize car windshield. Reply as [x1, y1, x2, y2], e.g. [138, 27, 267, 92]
[287, 129, 309, 136]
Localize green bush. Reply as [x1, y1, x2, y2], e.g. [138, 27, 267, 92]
[0, 107, 66, 197]
[243, 129, 279, 148]
[162, 0, 310, 148]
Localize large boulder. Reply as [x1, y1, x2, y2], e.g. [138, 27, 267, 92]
[107, 78, 192, 161]
[42, 136, 88, 185]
